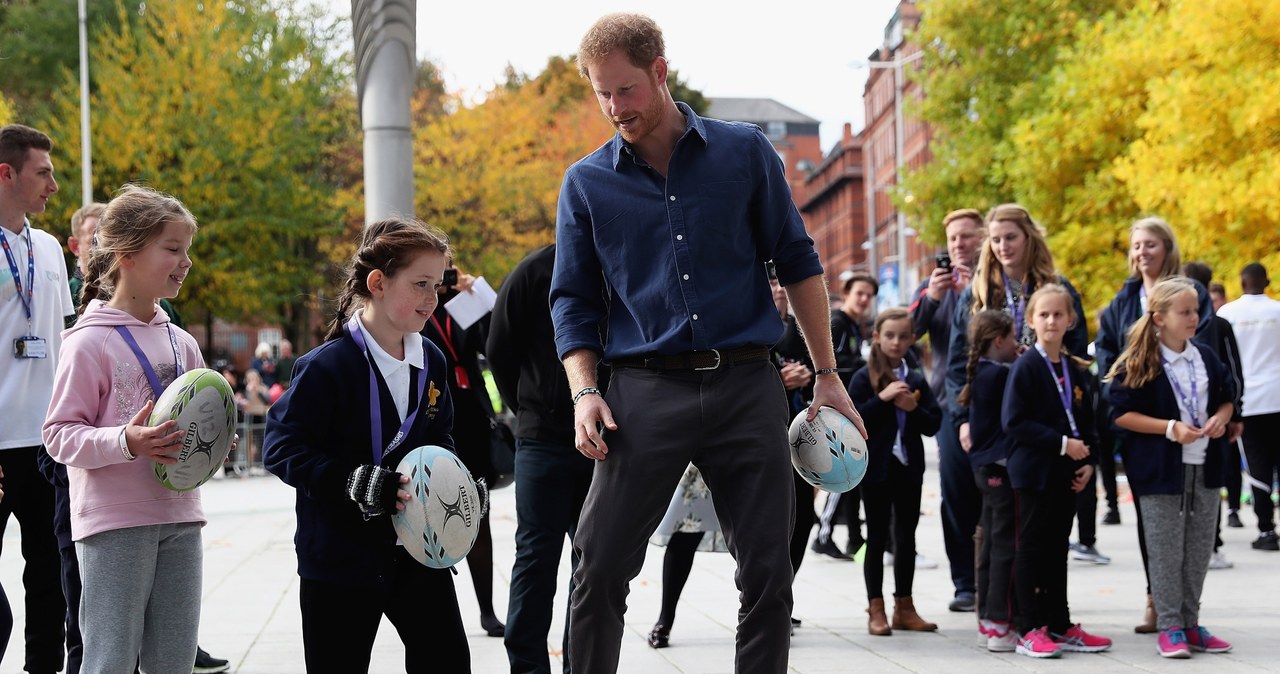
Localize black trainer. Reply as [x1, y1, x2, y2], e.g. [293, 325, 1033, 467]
[193, 646, 230, 674]
[1102, 508, 1120, 525]
[1227, 510, 1244, 528]
[1252, 531, 1279, 551]
[810, 537, 853, 561]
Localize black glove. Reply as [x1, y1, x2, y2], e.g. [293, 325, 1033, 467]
[476, 477, 491, 521]
[345, 464, 401, 518]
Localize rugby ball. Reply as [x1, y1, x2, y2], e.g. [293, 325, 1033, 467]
[393, 445, 483, 569]
[788, 407, 868, 493]
[148, 368, 237, 491]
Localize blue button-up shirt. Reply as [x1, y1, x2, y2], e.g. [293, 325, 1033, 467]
[550, 102, 822, 361]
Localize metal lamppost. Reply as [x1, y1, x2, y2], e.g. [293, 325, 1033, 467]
[352, 0, 416, 225]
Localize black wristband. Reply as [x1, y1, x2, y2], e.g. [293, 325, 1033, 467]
[814, 367, 839, 376]
[346, 464, 402, 518]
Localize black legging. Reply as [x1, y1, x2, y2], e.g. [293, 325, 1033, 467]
[861, 461, 923, 600]
[655, 531, 705, 629]
[465, 515, 502, 626]
[790, 472, 817, 574]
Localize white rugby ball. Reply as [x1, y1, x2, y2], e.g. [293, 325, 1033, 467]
[148, 368, 237, 491]
[393, 445, 483, 569]
[788, 407, 868, 493]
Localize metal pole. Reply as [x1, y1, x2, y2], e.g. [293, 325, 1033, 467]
[352, 0, 416, 225]
[894, 59, 908, 304]
[78, 0, 92, 206]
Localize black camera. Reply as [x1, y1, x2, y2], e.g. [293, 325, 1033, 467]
[442, 269, 459, 287]
[935, 252, 952, 270]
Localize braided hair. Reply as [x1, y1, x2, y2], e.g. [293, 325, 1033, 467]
[323, 217, 451, 342]
[956, 309, 1015, 407]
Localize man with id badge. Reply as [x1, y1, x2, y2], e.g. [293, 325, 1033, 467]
[0, 124, 75, 672]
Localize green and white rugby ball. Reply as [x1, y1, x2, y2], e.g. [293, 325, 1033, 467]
[148, 368, 237, 491]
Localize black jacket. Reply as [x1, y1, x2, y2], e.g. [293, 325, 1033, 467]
[1002, 348, 1100, 491]
[965, 360, 1016, 470]
[1094, 276, 1215, 383]
[264, 331, 454, 585]
[1107, 342, 1232, 497]
[849, 364, 942, 485]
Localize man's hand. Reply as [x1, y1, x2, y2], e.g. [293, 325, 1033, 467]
[952, 263, 974, 292]
[574, 394, 616, 461]
[125, 400, 184, 465]
[806, 374, 867, 439]
[926, 265, 955, 302]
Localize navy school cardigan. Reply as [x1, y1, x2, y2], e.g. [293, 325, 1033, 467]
[965, 360, 1016, 470]
[264, 331, 456, 585]
[1002, 348, 1100, 491]
[1106, 342, 1231, 497]
[849, 364, 942, 486]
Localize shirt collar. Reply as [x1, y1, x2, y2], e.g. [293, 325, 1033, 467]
[610, 101, 706, 170]
[356, 311, 426, 372]
[1159, 341, 1192, 365]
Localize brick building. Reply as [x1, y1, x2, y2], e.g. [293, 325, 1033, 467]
[705, 97, 824, 194]
[798, 123, 867, 294]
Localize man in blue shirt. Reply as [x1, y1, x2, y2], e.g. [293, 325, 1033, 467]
[549, 13, 864, 673]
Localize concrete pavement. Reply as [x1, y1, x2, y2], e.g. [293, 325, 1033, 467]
[1, 444, 1276, 673]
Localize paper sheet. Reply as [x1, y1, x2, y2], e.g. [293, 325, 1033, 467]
[444, 276, 497, 330]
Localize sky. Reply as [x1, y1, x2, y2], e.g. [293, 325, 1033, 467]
[329, 0, 904, 152]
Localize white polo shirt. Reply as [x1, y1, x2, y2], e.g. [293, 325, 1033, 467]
[1, 220, 76, 449]
[1217, 293, 1280, 417]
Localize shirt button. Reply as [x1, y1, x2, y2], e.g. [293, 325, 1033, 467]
[669, 195, 676, 201]
[676, 234, 683, 241]
[692, 314, 699, 321]
[683, 274, 690, 280]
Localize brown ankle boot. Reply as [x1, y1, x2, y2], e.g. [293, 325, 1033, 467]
[1134, 593, 1157, 634]
[867, 597, 892, 635]
[891, 595, 938, 631]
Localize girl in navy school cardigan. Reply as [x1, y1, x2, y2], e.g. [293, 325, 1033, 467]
[956, 310, 1019, 652]
[1106, 277, 1234, 659]
[1002, 284, 1110, 659]
[263, 218, 471, 673]
[849, 308, 941, 636]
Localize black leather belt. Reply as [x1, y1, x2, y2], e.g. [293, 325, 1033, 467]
[611, 345, 771, 371]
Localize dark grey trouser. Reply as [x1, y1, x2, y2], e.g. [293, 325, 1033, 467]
[568, 361, 795, 674]
[1140, 464, 1217, 631]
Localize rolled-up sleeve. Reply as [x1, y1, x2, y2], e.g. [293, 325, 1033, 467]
[550, 167, 607, 360]
[751, 130, 821, 286]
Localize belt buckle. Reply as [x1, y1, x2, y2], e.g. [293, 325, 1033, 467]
[694, 349, 721, 371]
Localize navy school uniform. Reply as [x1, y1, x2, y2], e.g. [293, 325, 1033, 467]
[849, 363, 941, 599]
[1106, 342, 1232, 497]
[965, 360, 1017, 623]
[263, 330, 470, 672]
[1001, 347, 1099, 636]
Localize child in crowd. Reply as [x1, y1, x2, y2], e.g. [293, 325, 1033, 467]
[848, 308, 941, 636]
[956, 310, 1019, 651]
[43, 185, 208, 672]
[262, 217, 471, 672]
[1106, 277, 1234, 658]
[1002, 284, 1110, 658]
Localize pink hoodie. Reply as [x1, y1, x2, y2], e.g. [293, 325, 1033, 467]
[43, 300, 206, 541]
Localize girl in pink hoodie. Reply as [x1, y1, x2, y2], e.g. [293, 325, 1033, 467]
[43, 185, 207, 674]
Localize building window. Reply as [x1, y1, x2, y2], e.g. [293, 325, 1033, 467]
[765, 121, 786, 139]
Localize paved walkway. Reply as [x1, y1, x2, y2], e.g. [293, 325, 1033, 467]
[2, 444, 1276, 673]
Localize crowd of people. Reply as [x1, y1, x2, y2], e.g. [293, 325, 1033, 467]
[3, 10, 1278, 674]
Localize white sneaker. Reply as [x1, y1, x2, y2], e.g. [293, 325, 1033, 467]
[1208, 550, 1234, 570]
[988, 629, 1019, 652]
[915, 553, 939, 569]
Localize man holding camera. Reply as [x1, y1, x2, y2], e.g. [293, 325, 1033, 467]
[907, 208, 982, 612]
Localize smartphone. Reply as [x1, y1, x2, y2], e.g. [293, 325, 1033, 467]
[442, 268, 459, 287]
[934, 252, 952, 270]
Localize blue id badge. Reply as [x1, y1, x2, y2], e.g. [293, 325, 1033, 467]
[14, 336, 47, 359]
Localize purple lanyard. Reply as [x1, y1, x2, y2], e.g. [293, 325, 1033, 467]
[1161, 355, 1202, 427]
[346, 315, 428, 466]
[895, 361, 908, 445]
[114, 325, 183, 399]
[1034, 343, 1080, 438]
[1000, 272, 1026, 341]
[1, 223, 35, 322]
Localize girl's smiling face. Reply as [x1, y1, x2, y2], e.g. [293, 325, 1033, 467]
[1130, 228, 1167, 279]
[123, 218, 194, 301]
[375, 249, 447, 336]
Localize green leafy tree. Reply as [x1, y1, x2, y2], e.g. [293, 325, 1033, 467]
[36, 0, 354, 348]
[902, 0, 1130, 244]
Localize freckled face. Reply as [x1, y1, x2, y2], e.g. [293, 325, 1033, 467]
[379, 249, 447, 335]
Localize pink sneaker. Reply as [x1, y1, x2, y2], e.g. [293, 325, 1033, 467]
[1186, 625, 1232, 653]
[1158, 627, 1191, 659]
[1051, 623, 1112, 652]
[1016, 627, 1062, 658]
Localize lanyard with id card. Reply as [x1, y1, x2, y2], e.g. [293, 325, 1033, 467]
[3, 224, 46, 359]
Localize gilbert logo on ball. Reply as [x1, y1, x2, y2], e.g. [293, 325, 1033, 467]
[149, 368, 237, 491]
[788, 407, 868, 493]
[393, 445, 483, 569]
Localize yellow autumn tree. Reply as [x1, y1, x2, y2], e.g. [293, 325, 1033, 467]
[1008, 0, 1280, 315]
[0, 94, 13, 124]
[37, 0, 355, 344]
